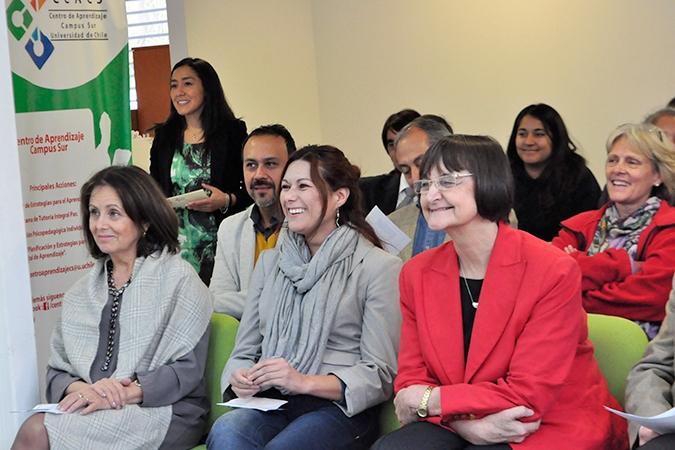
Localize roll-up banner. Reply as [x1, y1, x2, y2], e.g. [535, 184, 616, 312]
[6, 0, 130, 395]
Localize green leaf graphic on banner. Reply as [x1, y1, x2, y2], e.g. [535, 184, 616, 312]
[12, 46, 131, 159]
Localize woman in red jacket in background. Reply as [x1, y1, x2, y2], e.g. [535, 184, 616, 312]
[373, 135, 626, 450]
[553, 123, 675, 339]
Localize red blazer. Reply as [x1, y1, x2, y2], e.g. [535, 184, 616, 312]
[396, 224, 627, 449]
[552, 201, 675, 322]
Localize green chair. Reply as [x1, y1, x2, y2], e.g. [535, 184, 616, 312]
[192, 312, 240, 450]
[379, 398, 400, 435]
[376, 313, 649, 438]
[587, 313, 649, 407]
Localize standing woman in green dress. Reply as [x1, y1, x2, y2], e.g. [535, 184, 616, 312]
[150, 57, 250, 284]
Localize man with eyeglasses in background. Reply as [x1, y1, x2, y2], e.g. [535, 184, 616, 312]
[388, 115, 453, 262]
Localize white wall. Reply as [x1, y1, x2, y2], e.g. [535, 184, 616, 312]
[173, 0, 675, 181]
[311, 0, 675, 179]
[175, 0, 323, 147]
[166, 0, 188, 66]
[0, 13, 39, 449]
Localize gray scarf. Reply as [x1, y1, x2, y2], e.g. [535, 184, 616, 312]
[261, 225, 359, 376]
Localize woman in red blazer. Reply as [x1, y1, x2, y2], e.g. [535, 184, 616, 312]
[373, 135, 627, 449]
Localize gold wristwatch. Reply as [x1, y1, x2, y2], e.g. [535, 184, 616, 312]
[131, 374, 142, 391]
[416, 386, 434, 418]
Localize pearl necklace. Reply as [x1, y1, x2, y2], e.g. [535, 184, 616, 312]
[102, 260, 132, 371]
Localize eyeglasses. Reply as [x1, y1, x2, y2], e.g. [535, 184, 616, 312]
[413, 173, 473, 194]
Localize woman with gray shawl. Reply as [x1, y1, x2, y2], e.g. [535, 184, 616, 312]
[207, 145, 402, 449]
[553, 123, 675, 339]
[12, 166, 212, 450]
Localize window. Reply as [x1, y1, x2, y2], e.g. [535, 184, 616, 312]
[125, 0, 170, 110]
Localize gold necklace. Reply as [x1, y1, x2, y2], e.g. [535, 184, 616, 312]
[186, 128, 203, 142]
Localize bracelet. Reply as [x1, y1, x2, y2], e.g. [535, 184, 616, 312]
[219, 193, 231, 214]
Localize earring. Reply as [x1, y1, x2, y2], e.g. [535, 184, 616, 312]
[335, 208, 341, 227]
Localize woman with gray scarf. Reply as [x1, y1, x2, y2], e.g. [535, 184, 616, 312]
[207, 145, 402, 449]
[12, 166, 212, 450]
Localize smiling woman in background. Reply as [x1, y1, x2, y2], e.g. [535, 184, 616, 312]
[553, 123, 675, 339]
[507, 103, 600, 241]
[150, 57, 250, 284]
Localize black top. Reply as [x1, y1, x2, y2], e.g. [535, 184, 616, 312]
[250, 205, 282, 239]
[359, 169, 401, 215]
[513, 165, 600, 241]
[459, 277, 482, 361]
[149, 118, 252, 223]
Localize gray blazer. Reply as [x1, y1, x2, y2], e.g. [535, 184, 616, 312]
[625, 275, 675, 444]
[222, 234, 402, 416]
[210, 205, 285, 319]
[387, 203, 419, 263]
[388, 203, 453, 263]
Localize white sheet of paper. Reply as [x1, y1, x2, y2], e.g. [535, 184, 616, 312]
[32, 403, 67, 415]
[365, 206, 411, 255]
[218, 397, 288, 412]
[605, 406, 675, 434]
[166, 189, 210, 209]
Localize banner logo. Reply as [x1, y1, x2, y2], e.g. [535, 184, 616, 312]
[6, 0, 54, 69]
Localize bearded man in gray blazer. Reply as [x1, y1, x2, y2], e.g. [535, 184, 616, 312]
[210, 124, 295, 318]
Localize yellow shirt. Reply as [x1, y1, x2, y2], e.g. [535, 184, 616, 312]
[254, 229, 280, 263]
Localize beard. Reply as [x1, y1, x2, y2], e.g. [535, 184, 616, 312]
[250, 179, 277, 208]
[255, 195, 277, 208]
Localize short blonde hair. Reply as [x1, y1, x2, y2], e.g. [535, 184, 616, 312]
[606, 123, 675, 203]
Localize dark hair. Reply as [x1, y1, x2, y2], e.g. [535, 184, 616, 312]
[506, 103, 587, 210]
[241, 124, 296, 156]
[80, 166, 179, 259]
[420, 135, 513, 223]
[668, 97, 675, 108]
[284, 145, 381, 247]
[381, 109, 421, 152]
[645, 107, 675, 126]
[153, 57, 237, 151]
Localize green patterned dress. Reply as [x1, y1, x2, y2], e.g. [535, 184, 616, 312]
[170, 142, 218, 282]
